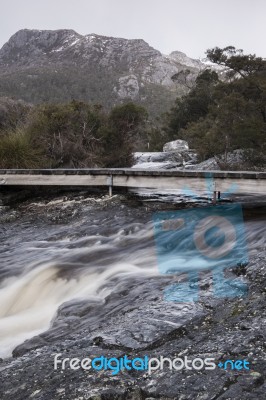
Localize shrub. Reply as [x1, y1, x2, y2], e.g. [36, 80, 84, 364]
[0, 129, 46, 169]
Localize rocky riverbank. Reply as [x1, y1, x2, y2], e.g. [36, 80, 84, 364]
[0, 189, 265, 399]
[133, 140, 264, 172]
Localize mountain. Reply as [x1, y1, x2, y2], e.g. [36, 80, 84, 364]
[0, 29, 208, 116]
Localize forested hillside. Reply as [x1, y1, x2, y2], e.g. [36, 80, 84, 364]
[0, 45, 265, 170]
[0, 29, 206, 117]
[164, 47, 266, 168]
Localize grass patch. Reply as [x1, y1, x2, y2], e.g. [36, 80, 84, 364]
[0, 129, 47, 168]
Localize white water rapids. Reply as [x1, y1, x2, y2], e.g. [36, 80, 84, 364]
[0, 221, 158, 358]
[0, 196, 265, 359]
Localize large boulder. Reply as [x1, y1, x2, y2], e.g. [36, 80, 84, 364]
[190, 157, 220, 170]
[134, 151, 183, 164]
[190, 150, 247, 171]
[163, 139, 189, 152]
[132, 151, 184, 169]
[132, 148, 198, 170]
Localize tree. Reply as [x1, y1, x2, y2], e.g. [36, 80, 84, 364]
[165, 69, 219, 139]
[165, 47, 266, 169]
[206, 46, 265, 79]
[207, 46, 266, 122]
[26, 100, 105, 167]
[100, 102, 148, 167]
[0, 97, 31, 133]
[0, 100, 150, 169]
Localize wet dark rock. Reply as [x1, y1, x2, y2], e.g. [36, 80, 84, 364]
[0, 192, 265, 399]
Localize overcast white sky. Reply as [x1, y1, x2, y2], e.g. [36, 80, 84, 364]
[1, 0, 265, 59]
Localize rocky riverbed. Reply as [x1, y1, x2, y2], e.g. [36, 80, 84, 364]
[132, 140, 264, 172]
[0, 188, 265, 399]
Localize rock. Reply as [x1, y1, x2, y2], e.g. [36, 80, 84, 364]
[168, 51, 203, 69]
[133, 147, 262, 172]
[13, 335, 48, 358]
[163, 139, 189, 152]
[134, 151, 183, 164]
[190, 157, 220, 171]
[190, 149, 246, 171]
[132, 149, 197, 170]
[132, 151, 184, 169]
[0, 29, 209, 117]
[0, 192, 265, 399]
[114, 74, 140, 99]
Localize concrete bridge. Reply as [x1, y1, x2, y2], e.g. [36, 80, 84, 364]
[0, 169, 265, 202]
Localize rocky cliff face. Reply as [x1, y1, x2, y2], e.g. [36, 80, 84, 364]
[0, 29, 208, 115]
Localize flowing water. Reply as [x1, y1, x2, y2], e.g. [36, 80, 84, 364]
[0, 193, 265, 359]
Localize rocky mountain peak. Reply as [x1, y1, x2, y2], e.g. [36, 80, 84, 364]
[0, 29, 212, 116]
[167, 50, 202, 69]
[3, 29, 82, 52]
[0, 29, 161, 67]
[0, 29, 83, 65]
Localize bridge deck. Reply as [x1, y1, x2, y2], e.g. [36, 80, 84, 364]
[0, 169, 265, 195]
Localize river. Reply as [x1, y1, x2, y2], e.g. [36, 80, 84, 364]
[0, 188, 265, 399]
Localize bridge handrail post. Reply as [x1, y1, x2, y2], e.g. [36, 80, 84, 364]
[107, 175, 113, 197]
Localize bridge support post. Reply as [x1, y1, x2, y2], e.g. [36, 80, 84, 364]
[107, 175, 113, 197]
[212, 190, 221, 204]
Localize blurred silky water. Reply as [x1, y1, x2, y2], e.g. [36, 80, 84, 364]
[153, 204, 249, 301]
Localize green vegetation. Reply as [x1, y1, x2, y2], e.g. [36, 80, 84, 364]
[164, 47, 266, 169]
[100, 103, 148, 167]
[0, 66, 177, 119]
[0, 100, 148, 168]
[0, 47, 265, 169]
[0, 97, 31, 132]
[0, 129, 45, 169]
